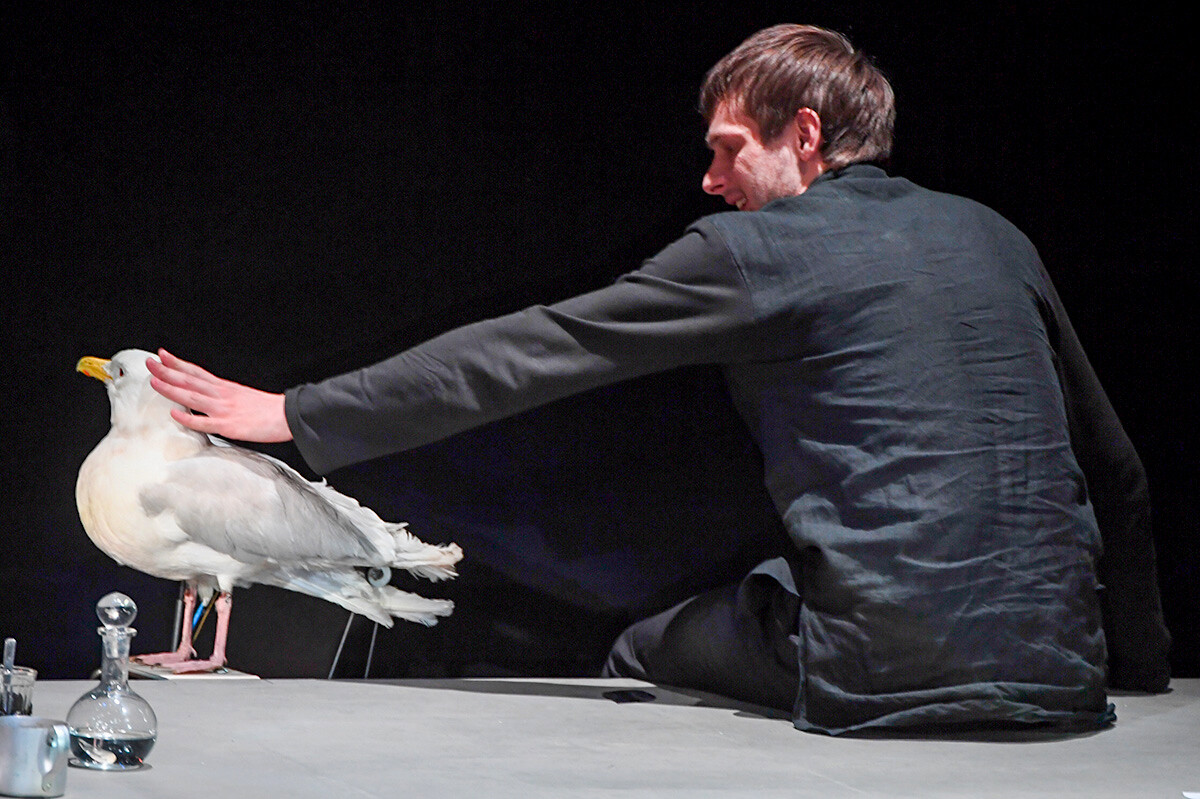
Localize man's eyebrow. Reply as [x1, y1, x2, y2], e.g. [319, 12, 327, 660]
[705, 130, 736, 147]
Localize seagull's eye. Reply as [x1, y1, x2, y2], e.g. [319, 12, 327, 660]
[117, 367, 125, 378]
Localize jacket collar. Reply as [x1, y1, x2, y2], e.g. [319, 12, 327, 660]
[811, 163, 888, 187]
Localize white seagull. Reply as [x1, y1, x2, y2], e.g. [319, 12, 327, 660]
[76, 349, 462, 672]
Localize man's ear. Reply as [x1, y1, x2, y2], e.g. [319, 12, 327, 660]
[794, 107, 824, 162]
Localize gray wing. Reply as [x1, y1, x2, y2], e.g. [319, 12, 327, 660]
[138, 444, 386, 566]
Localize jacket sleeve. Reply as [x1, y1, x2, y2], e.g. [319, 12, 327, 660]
[1038, 265, 1172, 691]
[284, 222, 753, 474]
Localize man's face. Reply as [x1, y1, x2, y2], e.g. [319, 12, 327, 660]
[702, 101, 806, 211]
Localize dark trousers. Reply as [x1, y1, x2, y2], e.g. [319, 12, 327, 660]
[601, 558, 801, 712]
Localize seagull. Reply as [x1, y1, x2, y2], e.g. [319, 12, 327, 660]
[76, 349, 462, 673]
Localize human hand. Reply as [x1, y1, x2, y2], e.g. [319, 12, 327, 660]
[146, 348, 293, 443]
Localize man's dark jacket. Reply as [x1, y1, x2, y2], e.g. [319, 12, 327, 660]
[285, 165, 1170, 733]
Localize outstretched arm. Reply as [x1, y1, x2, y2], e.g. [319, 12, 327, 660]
[146, 349, 292, 443]
[284, 224, 755, 473]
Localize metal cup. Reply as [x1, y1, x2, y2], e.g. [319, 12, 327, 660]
[0, 669, 35, 717]
[0, 716, 69, 798]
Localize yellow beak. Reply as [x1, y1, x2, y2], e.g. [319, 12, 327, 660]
[76, 356, 112, 382]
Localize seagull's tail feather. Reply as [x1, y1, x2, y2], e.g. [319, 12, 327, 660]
[384, 524, 463, 582]
[298, 475, 463, 579]
[267, 568, 455, 627]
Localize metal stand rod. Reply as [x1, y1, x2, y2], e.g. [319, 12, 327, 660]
[170, 582, 185, 651]
[364, 623, 380, 678]
[328, 612, 355, 679]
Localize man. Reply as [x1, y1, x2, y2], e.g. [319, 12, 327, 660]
[149, 24, 1170, 734]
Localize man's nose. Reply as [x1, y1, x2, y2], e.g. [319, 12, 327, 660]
[702, 163, 722, 195]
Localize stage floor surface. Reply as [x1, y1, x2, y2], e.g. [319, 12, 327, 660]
[32, 676, 1199, 798]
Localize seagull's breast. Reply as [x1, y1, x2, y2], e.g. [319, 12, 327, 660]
[76, 432, 221, 580]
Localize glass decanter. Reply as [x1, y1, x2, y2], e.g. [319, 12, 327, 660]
[66, 592, 158, 770]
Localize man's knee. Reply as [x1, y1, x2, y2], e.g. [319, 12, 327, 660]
[601, 623, 645, 679]
[600, 573, 800, 712]
[601, 598, 696, 680]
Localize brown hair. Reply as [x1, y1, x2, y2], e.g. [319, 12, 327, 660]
[699, 24, 895, 169]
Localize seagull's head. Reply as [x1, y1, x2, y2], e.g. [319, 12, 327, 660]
[77, 349, 186, 435]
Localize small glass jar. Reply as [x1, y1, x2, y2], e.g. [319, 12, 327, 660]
[66, 593, 157, 770]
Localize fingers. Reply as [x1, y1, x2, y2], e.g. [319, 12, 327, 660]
[147, 349, 293, 444]
[149, 350, 222, 398]
[170, 407, 219, 435]
[148, 374, 218, 416]
[147, 351, 229, 420]
[157, 348, 217, 381]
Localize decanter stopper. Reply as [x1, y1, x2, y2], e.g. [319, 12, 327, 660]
[96, 592, 137, 628]
[66, 593, 158, 770]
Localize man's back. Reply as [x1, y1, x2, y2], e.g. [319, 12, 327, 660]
[709, 165, 1110, 732]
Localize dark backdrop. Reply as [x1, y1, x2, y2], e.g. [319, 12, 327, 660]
[2, 2, 1195, 682]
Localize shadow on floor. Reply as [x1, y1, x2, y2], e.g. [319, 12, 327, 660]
[360, 677, 791, 720]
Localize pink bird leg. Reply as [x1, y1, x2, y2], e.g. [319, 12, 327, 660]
[135, 585, 232, 673]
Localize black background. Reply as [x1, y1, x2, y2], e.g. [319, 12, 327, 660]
[2, 2, 1195, 682]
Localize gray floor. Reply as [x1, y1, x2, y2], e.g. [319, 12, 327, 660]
[27, 677, 1200, 798]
